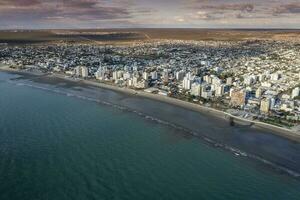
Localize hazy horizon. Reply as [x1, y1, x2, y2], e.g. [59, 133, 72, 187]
[1, 28, 300, 31]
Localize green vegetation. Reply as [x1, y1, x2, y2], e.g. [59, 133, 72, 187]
[239, 76, 244, 82]
[220, 72, 234, 80]
[261, 118, 294, 128]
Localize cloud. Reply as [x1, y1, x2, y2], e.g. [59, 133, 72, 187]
[0, 0, 132, 22]
[183, 1, 258, 21]
[184, 0, 300, 21]
[273, 2, 300, 15]
[194, 11, 212, 20]
[0, 0, 41, 7]
[0, 0, 300, 29]
[175, 17, 185, 22]
[200, 3, 254, 12]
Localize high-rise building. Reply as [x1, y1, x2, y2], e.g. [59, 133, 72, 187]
[117, 71, 124, 79]
[203, 75, 211, 83]
[190, 83, 201, 96]
[211, 76, 221, 85]
[175, 71, 185, 81]
[215, 84, 225, 97]
[151, 71, 158, 80]
[75, 66, 88, 78]
[75, 66, 81, 77]
[270, 97, 276, 110]
[133, 76, 139, 87]
[230, 89, 246, 107]
[143, 72, 149, 80]
[127, 78, 133, 87]
[182, 77, 192, 90]
[112, 70, 124, 81]
[292, 87, 300, 99]
[81, 66, 88, 78]
[258, 74, 265, 82]
[226, 77, 233, 85]
[95, 71, 104, 80]
[95, 66, 107, 80]
[255, 87, 263, 98]
[185, 72, 193, 80]
[112, 71, 118, 80]
[162, 71, 169, 82]
[260, 98, 271, 113]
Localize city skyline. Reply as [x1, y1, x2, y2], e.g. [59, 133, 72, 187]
[0, 0, 300, 29]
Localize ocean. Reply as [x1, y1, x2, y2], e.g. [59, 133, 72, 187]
[0, 71, 300, 200]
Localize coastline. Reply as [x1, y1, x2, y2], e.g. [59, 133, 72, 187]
[1, 66, 300, 142]
[2, 67, 300, 200]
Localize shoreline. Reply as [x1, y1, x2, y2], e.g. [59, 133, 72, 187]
[1, 66, 300, 142]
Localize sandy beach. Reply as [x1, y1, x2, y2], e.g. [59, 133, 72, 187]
[1, 65, 300, 142]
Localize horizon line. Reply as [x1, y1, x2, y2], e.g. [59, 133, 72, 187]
[1, 28, 300, 31]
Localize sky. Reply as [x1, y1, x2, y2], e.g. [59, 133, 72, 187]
[0, 0, 299, 29]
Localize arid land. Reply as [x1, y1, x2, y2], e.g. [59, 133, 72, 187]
[0, 29, 300, 45]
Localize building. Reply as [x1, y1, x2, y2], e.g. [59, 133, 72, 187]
[81, 66, 88, 78]
[270, 97, 276, 110]
[292, 87, 300, 99]
[75, 66, 88, 78]
[75, 66, 81, 76]
[258, 74, 265, 82]
[112, 70, 123, 81]
[95, 67, 106, 80]
[112, 71, 118, 80]
[215, 84, 225, 97]
[151, 71, 158, 80]
[271, 73, 280, 81]
[65, 70, 75, 76]
[185, 72, 193, 80]
[123, 72, 132, 80]
[127, 78, 133, 87]
[190, 83, 201, 96]
[175, 71, 185, 81]
[133, 76, 139, 87]
[255, 87, 263, 98]
[260, 98, 271, 113]
[203, 75, 211, 83]
[201, 91, 212, 99]
[135, 79, 148, 89]
[143, 72, 149, 80]
[212, 76, 222, 85]
[244, 75, 256, 86]
[230, 89, 246, 107]
[226, 77, 233, 85]
[182, 77, 192, 90]
[161, 71, 169, 82]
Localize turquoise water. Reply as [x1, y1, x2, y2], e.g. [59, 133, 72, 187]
[0, 72, 300, 200]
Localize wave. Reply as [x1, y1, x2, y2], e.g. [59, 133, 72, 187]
[12, 80, 300, 178]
